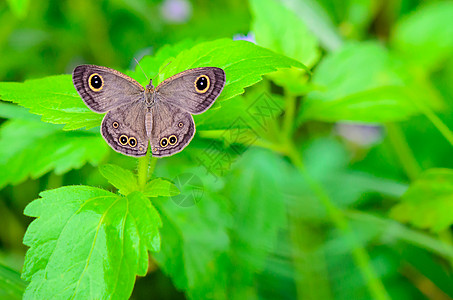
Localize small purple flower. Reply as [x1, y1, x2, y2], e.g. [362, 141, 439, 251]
[160, 0, 192, 24]
[233, 32, 256, 44]
[335, 123, 383, 146]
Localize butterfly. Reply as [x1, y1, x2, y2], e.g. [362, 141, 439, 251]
[73, 65, 225, 157]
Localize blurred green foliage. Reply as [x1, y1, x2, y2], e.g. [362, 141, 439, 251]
[1, 0, 453, 299]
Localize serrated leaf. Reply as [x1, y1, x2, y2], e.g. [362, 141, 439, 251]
[299, 42, 440, 123]
[156, 150, 289, 298]
[143, 178, 180, 197]
[152, 39, 307, 102]
[250, 0, 320, 67]
[0, 119, 108, 189]
[0, 40, 195, 131]
[99, 164, 138, 196]
[391, 2, 453, 70]
[0, 75, 103, 130]
[153, 194, 230, 299]
[0, 101, 40, 121]
[249, 0, 321, 95]
[390, 169, 453, 232]
[1, 39, 305, 131]
[22, 186, 161, 299]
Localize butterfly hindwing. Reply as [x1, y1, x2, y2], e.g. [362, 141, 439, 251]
[149, 102, 195, 157]
[101, 100, 149, 157]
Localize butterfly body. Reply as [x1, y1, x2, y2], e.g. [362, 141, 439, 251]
[73, 65, 225, 157]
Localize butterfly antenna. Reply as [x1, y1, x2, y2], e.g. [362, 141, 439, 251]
[134, 57, 149, 82]
[151, 61, 172, 83]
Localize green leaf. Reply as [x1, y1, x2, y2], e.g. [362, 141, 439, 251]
[224, 149, 287, 271]
[6, 0, 30, 19]
[249, 0, 319, 95]
[196, 83, 285, 132]
[194, 95, 250, 131]
[0, 119, 108, 189]
[99, 164, 138, 196]
[99, 163, 180, 197]
[0, 101, 40, 121]
[0, 75, 102, 130]
[152, 39, 307, 102]
[390, 168, 453, 232]
[299, 42, 438, 123]
[250, 0, 320, 67]
[267, 68, 315, 95]
[143, 178, 180, 198]
[279, 0, 343, 51]
[126, 39, 198, 85]
[0, 264, 26, 300]
[22, 186, 162, 299]
[0, 40, 195, 131]
[391, 2, 453, 70]
[153, 193, 230, 299]
[1, 39, 305, 131]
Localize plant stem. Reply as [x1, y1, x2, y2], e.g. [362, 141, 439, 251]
[385, 123, 421, 181]
[285, 137, 390, 300]
[422, 105, 453, 148]
[289, 213, 332, 300]
[137, 149, 154, 190]
[283, 92, 297, 139]
[149, 157, 158, 178]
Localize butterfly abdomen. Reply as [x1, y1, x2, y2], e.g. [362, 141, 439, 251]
[145, 111, 152, 138]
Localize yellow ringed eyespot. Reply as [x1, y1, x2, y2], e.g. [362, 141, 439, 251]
[119, 135, 128, 145]
[128, 137, 137, 147]
[169, 135, 177, 145]
[88, 73, 104, 91]
[194, 75, 210, 93]
[160, 137, 169, 147]
[178, 122, 184, 128]
[112, 122, 119, 128]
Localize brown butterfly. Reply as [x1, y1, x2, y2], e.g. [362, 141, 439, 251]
[73, 65, 225, 157]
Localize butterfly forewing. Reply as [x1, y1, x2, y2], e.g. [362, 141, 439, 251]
[156, 67, 225, 114]
[73, 65, 144, 113]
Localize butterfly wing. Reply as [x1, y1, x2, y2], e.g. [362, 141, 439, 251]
[101, 100, 148, 157]
[73, 65, 144, 113]
[155, 67, 225, 114]
[149, 102, 195, 157]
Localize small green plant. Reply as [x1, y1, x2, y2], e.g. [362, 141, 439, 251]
[1, 39, 305, 298]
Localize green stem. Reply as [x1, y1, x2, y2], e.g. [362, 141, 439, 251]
[283, 93, 297, 139]
[149, 157, 158, 178]
[137, 149, 155, 190]
[437, 230, 453, 269]
[283, 89, 389, 298]
[289, 213, 332, 300]
[422, 105, 453, 148]
[385, 123, 422, 181]
[286, 142, 390, 300]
